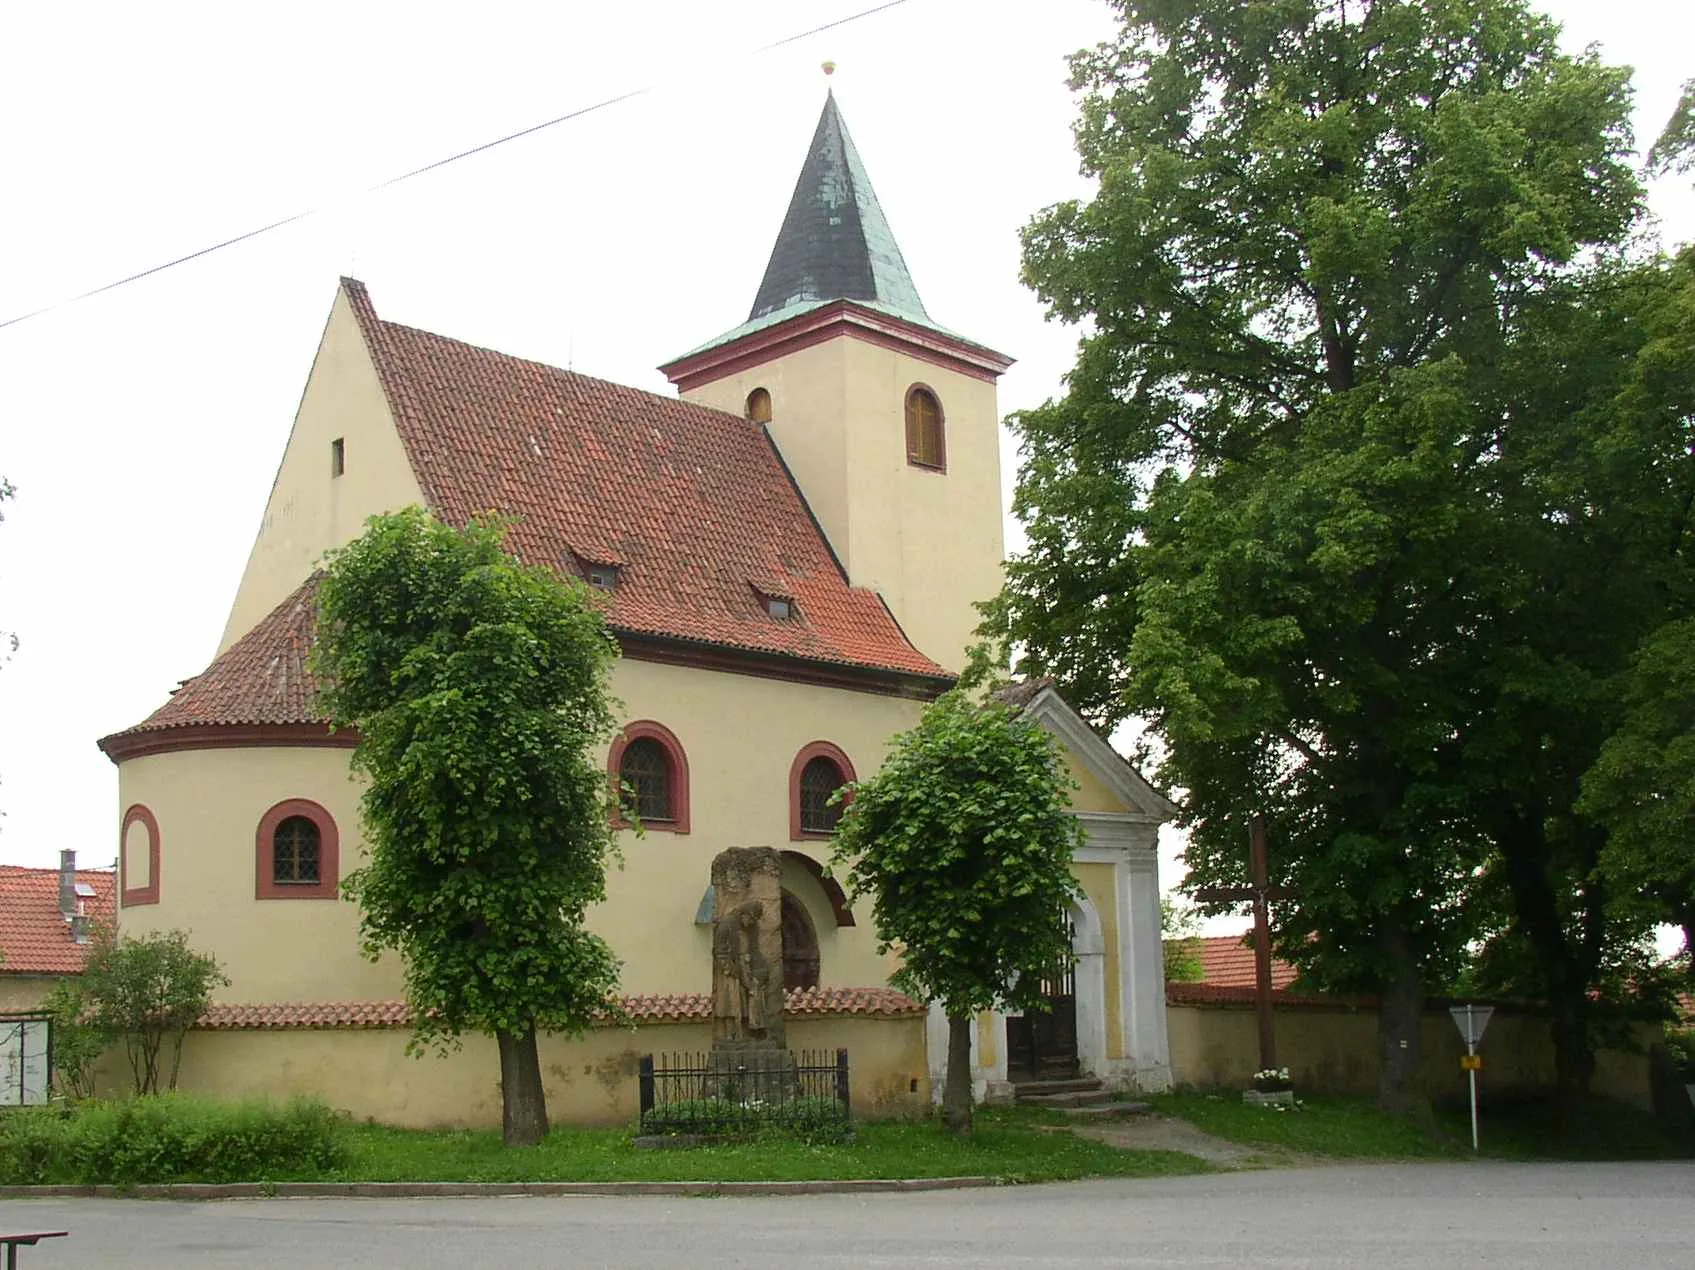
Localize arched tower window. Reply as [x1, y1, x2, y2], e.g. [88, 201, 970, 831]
[904, 386, 945, 470]
[609, 721, 691, 833]
[746, 386, 773, 424]
[789, 741, 856, 840]
[255, 799, 340, 900]
[781, 891, 821, 991]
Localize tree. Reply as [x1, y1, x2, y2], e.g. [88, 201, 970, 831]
[42, 978, 104, 1100]
[313, 507, 623, 1147]
[989, 0, 1643, 1110]
[832, 691, 1082, 1134]
[1648, 78, 1695, 177]
[78, 929, 227, 1095]
[1162, 897, 1205, 984]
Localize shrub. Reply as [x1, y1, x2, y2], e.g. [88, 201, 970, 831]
[640, 1095, 850, 1142]
[78, 929, 228, 1095]
[0, 1095, 348, 1185]
[1668, 1028, 1695, 1082]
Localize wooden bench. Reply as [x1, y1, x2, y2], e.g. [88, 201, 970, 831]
[0, 1232, 67, 1268]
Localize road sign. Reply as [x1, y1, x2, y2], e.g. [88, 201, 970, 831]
[1449, 1004, 1493, 1047]
[1460, 1054, 1482, 1071]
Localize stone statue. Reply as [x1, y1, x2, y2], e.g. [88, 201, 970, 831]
[708, 848, 786, 1053]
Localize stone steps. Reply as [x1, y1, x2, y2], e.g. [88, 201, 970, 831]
[1011, 1077, 1151, 1118]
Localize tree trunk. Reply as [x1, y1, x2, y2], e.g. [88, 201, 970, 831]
[1376, 918, 1427, 1117]
[497, 1025, 549, 1147]
[943, 1011, 974, 1136]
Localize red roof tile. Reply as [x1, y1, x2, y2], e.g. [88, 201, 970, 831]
[104, 579, 325, 741]
[1188, 934, 1299, 991]
[197, 987, 923, 1030]
[345, 279, 948, 681]
[0, 865, 115, 977]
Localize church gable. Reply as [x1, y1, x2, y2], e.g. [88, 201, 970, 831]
[220, 286, 426, 652]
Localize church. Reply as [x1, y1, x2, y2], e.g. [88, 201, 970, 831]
[96, 91, 1175, 1126]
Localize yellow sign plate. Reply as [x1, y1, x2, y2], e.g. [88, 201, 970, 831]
[1460, 1054, 1482, 1071]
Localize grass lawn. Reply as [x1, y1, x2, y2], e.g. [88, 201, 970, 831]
[315, 1108, 1212, 1185]
[1148, 1090, 1694, 1163]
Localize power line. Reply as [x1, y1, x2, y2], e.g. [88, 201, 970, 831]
[0, 0, 914, 333]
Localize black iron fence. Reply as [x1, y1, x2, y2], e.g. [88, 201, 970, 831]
[637, 1048, 851, 1138]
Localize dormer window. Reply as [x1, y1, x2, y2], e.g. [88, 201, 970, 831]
[758, 590, 796, 620]
[746, 387, 773, 424]
[586, 564, 620, 591]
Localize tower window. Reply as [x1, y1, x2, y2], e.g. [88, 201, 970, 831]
[331, 437, 346, 477]
[255, 798, 340, 900]
[272, 816, 322, 886]
[905, 387, 945, 470]
[746, 387, 773, 424]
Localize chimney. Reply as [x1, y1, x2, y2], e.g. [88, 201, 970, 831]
[59, 849, 77, 920]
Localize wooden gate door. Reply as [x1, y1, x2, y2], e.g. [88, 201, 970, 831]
[1006, 928, 1080, 1082]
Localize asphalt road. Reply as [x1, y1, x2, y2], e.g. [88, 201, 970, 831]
[4, 1162, 1693, 1268]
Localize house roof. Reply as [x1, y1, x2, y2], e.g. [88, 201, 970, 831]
[0, 864, 114, 977]
[1191, 934, 1299, 991]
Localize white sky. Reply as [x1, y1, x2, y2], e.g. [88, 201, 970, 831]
[2, 0, 1691, 937]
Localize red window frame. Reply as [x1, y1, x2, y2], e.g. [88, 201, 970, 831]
[255, 799, 341, 900]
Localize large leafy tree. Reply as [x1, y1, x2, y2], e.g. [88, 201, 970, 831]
[833, 691, 1082, 1134]
[314, 507, 623, 1147]
[989, 0, 1643, 1109]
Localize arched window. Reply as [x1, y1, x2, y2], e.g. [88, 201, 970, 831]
[746, 386, 773, 424]
[789, 741, 856, 840]
[272, 816, 322, 885]
[256, 799, 340, 900]
[781, 891, 821, 991]
[904, 386, 945, 470]
[120, 804, 161, 907]
[609, 721, 691, 834]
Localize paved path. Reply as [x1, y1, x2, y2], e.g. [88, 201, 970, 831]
[4, 1161, 1692, 1268]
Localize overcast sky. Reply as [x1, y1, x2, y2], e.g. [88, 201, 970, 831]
[2, 1, 1692, 922]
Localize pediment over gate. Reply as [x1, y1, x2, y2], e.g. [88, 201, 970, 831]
[998, 681, 1177, 826]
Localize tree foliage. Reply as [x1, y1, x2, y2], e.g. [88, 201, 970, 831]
[42, 978, 103, 1101]
[1647, 78, 1695, 177]
[833, 691, 1082, 1133]
[313, 508, 623, 1146]
[77, 929, 227, 1095]
[987, 0, 1659, 1109]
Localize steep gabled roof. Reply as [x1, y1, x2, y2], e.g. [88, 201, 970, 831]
[0, 865, 115, 977]
[343, 280, 947, 683]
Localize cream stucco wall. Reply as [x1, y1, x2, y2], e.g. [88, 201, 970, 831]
[116, 745, 398, 1003]
[166, 1015, 929, 1129]
[115, 656, 925, 1004]
[219, 289, 425, 651]
[682, 333, 1004, 676]
[1166, 1002, 1655, 1109]
[0, 977, 61, 1014]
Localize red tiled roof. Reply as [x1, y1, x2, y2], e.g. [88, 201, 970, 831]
[1190, 934, 1299, 991]
[0, 865, 115, 976]
[197, 986, 923, 1030]
[105, 579, 325, 739]
[345, 279, 948, 681]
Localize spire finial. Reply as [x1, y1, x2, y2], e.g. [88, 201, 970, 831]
[822, 60, 836, 77]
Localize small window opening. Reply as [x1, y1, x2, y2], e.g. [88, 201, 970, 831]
[904, 387, 945, 469]
[330, 437, 346, 477]
[586, 564, 620, 590]
[799, 756, 847, 834]
[765, 595, 794, 620]
[746, 387, 773, 424]
[272, 815, 322, 886]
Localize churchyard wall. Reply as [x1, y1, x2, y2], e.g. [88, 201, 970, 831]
[1166, 992, 1656, 1108]
[152, 1012, 930, 1129]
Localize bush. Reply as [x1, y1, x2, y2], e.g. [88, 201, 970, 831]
[640, 1095, 850, 1142]
[1668, 1028, 1695, 1082]
[0, 1095, 348, 1185]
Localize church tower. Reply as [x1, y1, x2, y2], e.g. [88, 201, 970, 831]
[661, 91, 1011, 676]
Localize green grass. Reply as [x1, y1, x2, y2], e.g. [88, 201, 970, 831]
[1148, 1090, 1695, 1162]
[317, 1107, 1212, 1185]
